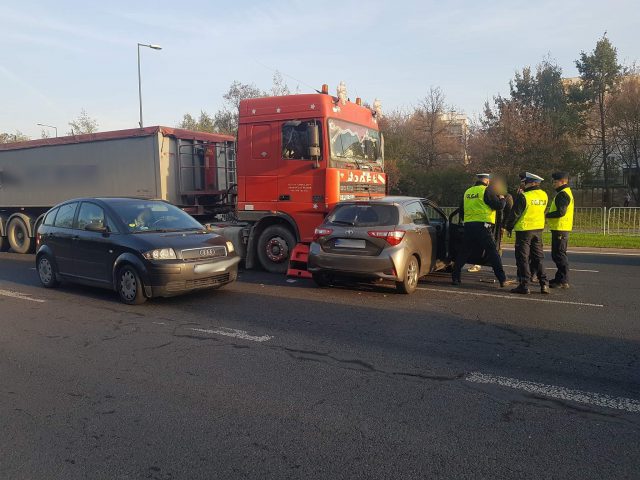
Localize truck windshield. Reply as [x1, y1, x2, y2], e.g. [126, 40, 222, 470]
[328, 119, 382, 169]
[109, 200, 204, 233]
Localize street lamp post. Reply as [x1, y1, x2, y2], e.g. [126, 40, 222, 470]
[37, 123, 58, 137]
[137, 43, 162, 128]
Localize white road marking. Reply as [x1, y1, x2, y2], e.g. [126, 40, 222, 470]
[189, 327, 272, 342]
[502, 264, 599, 273]
[466, 372, 640, 414]
[0, 289, 46, 303]
[417, 287, 604, 308]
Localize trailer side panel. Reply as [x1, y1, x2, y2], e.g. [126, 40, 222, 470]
[0, 136, 159, 207]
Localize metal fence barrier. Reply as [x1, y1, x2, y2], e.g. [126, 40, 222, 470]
[607, 207, 640, 236]
[438, 206, 640, 235]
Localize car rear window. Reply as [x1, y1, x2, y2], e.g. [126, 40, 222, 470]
[326, 204, 398, 227]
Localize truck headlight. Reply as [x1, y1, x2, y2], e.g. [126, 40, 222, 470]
[225, 241, 235, 253]
[143, 248, 177, 260]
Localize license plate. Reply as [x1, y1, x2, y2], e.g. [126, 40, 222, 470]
[334, 239, 366, 249]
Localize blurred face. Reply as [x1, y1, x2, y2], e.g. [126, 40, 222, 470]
[553, 178, 567, 188]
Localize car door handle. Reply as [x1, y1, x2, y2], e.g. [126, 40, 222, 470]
[72, 235, 80, 240]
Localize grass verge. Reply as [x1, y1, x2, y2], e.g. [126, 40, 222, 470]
[501, 232, 640, 249]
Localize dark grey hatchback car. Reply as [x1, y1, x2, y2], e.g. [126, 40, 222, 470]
[308, 196, 499, 294]
[36, 198, 240, 304]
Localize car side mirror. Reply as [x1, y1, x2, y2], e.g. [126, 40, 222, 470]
[85, 223, 109, 234]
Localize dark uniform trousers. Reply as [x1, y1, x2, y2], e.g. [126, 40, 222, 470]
[453, 222, 506, 283]
[551, 230, 570, 283]
[515, 230, 547, 287]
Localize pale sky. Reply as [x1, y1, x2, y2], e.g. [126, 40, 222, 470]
[1, 0, 638, 138]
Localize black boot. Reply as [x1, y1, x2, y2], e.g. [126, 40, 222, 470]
[510, 284, 530, 295]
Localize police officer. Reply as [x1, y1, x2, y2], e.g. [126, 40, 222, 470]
[506, 172, 549, 294]
[452, 173, 507, 286]
[546, 172, 574, 288]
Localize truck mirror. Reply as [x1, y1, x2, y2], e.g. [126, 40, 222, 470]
[308, 123, 320, 158]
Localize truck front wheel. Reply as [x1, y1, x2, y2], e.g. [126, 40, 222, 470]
[257, 225, 296, 274]
[7, 217, 33, 254]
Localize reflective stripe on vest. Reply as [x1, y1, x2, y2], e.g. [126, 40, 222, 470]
[463, 185, 497, 224]
[547, 187, 574, 231]
[514, 189, 548, 231]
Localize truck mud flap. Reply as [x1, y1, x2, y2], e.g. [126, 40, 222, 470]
[287, 243, 311, 279]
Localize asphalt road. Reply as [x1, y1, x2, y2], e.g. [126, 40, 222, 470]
[1, 250, 639, 479]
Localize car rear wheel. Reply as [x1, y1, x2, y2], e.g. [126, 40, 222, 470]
[396, 255, 419, 294]
[7, 217, 33, 254]
[257, 225, 296, 274]
[117, 265, 147, 305]
[37, 254, 60, 288]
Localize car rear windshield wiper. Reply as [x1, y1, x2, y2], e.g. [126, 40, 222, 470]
[330, 220, 355, 226]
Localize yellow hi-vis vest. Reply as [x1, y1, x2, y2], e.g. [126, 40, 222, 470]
[547, 187, 574, 231]
[463, 185, 496, 224]
[514, 189, 548, 231]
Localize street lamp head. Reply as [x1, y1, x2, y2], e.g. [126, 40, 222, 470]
[149, 44, 162, 50]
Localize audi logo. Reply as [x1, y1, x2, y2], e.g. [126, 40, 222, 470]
[199, 248, 215, 257]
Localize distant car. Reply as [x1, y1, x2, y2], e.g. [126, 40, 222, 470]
[307, 196, 498, 294]
[35, 197, 240, 304]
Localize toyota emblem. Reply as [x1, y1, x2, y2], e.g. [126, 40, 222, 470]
[345, 229, 354, 236]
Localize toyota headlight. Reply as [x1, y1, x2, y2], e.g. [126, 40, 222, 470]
[143, 248, 177, 260]
[225, 241, 235, 253]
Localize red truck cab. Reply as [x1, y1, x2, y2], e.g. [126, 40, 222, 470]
[233, 88, 386, 274]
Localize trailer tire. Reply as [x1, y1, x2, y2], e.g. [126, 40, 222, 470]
[257, 225, 296, 274]
[7, 217, 33, 254]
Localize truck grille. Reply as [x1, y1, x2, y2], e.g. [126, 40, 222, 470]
[181, 246, 227, 262]
[340, 183, 386, 194]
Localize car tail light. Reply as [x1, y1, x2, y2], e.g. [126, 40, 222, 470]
[312, 227, 333, 242]
[36, 232, 41, 248]
[367, 230, 405, 246]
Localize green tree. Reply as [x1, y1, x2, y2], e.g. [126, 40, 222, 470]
[575, 35, 623, 205]
[470, 58, 585, 192]
[610, 73, 640, 203]
[68, 109, 99, 135]
[0, 131, 30, 143]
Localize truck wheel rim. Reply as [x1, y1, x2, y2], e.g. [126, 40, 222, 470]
[15, 228, 25, 247]
[38, 258, 53, 284]
[120, 271, 137, 300]
[266, 236, 289, 263]
[407, 259, 418, 288]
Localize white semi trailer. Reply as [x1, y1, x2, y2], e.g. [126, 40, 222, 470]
[0, 126, 235, 253]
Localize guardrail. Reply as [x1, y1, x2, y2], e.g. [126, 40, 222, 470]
[438, 206, 640, 235]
